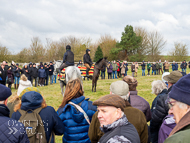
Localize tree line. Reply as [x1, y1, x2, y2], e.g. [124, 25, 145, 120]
[0, 25, 189, 63]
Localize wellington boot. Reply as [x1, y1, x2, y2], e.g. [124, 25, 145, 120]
[17, 84, 19, 89]
[14, 84, 16, 89]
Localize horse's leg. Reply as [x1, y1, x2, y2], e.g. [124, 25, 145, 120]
[95, 79, 97, 92]
[92, 79, 94, 92]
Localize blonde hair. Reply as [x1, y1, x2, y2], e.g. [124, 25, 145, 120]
[20, 74, 28, 81]
[151, 80, 167, 95]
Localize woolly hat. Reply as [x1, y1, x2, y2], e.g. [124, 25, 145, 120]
[163, 71, 182, 84]
[110, 81, 129, 100]
[19, 87, 42, 99]
[0, 84, 12, 101]
[93, 94, 126, 111]
[169, 74, 190, 105]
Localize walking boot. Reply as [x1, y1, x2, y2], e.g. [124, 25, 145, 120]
[14, 84, 16, 89]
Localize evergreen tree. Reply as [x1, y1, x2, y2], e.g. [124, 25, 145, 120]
[94, 46, 103, 62]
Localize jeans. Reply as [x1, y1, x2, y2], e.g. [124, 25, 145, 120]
[182, 68, 186, 73]
[112, 71, 117, 79]
[148, 69, 150, 75]
[45, 76, 49, 85]
[125, 71, 127, 76]
[152, 70, 156, 75]
[49, 75, 53, 84]
[14, 77, 20, 84]
[156, 69, 159, 75]
[142, 69, 145, 76]
[52, 74, 57, 83]
[101, 71, 105, 79]
[108, 73, 112, 79]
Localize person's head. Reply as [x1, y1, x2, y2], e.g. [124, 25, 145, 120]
[2, 61, 6, 66]
[86, 49, 90, 54]
[159, 60, 161, 63]
[12, 61, 15, 66]
[0, 84, 12, 106]
[60, 79, 83, 108]
[20, 74, 28, 81]
[153, 62, 155, 64]
[24, 64, 27, 68]
[33, 63, 36, 67]
[173, 61, 175, 63]
[184, 60, 186, 62]
[1, 63, 5, 68]
[122, 75, 138, 91]
[167, 74, 190, 123]
[93, 94, 126, 127]
[41, 66, 43, 69]
[44, 63, 47, 67]
[151, 80, 167, 95]
[29, 64, 32, 67]
[148, 61, 150, 63]
[50, 61, 53, 65]
[156, 61, 158, 63]
[16, 63, 19, 67]
[110, 81, 130, 101]
[163, 71, 183, 88]
[113, 60, 115, 63]
[66, 45, 71, 50]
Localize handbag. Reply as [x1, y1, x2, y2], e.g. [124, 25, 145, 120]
[68, 101, 91, 124]
[7, 77, 12, 83]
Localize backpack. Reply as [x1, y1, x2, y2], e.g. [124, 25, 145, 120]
[18, 107, 50, 143]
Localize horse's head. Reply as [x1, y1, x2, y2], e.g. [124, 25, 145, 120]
[102, 57, 108, 67]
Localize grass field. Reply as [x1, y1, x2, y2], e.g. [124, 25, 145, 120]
[9, 68, 189, 142]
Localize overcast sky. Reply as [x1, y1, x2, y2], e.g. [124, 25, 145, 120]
[0, 0, 190, 55]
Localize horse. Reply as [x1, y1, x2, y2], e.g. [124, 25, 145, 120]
[54, 61, 82, 96]
[92, 57, 108, 92]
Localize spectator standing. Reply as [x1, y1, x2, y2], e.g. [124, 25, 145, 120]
[152, 62, 156, 75]
[131, 62, 135, 77]
[156, 61, 159, 75]
[135, 61, 139, 77]
[107, 62, 113, 79]
[17, 74, 32, 96]
[163, 60, 166, 72]
[0, 63, 7, 85]
[120, 61, 126, 77]
[141, 61, 146, 76]
[101, 65, 106, 79]
[175, 62, 178, 71]
[93, 94, 140, 143]
[188, 61, 190, 68]
[147, 61, 151, 76]
[44, 63, 49, 86]
[112, 60, 118, 79]
[38, 66, 46, 86]
[164, 61, 170, 72]
[28, 63, 33, 81]
[13, 63, 21, 89]
[22, 64, 30, 79]
[49, 61, 54, 84]
[31, 63, 38, 87]
[182, 60, 187, 73]
[117, 60, 121, 78]
[52, 62, 58, 83]
[7, 66, 14, 89]
[0, 84, 29, 142]
[172, 61, 176, 71]
[57, 79, 96, 143]
[124, 61, 128, 76]
[159, 60, 163, 74]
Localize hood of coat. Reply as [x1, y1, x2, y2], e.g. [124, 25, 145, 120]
[62, 96, 88, 123]
[21, 91, 43, 110]
[19, 80, 31, 87]
[0, 104, 10, 117]
[86, 49, 90, 54]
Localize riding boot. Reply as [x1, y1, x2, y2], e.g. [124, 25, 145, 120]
[14, 84, 16, 89]
[62, 80, 66, 86]
[86, 68, 90, 77]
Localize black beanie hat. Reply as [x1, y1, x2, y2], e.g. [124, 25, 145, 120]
[169, 74, 190, 105]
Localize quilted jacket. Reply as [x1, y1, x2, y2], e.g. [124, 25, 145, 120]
[57, 96, 97, 143]
[0, 104, 29, 143]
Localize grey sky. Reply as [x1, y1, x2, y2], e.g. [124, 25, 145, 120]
[0, 0, 190, 54]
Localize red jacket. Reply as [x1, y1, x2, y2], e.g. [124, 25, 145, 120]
[117, 63, 120, 72]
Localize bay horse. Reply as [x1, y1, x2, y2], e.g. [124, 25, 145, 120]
[92, 57, 108, 92]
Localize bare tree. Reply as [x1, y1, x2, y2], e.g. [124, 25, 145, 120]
[147, 31, 167, 61]
[0, 44, 11, 62]
[169, 42, 188, 61]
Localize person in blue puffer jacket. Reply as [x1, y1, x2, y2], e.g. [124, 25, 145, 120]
[57, 78, 97, 143]
[38, 66, 46, 86]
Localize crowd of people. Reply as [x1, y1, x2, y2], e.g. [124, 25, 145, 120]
[0, 69, 190, 143]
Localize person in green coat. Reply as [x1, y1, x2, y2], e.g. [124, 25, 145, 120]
[164, 74, 190, 143]
[159, 60, 163, 74]
[112, 60, 119, 79]
[147, 61, 151, 76]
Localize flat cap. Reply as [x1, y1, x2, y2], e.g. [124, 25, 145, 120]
[0, 84, 12, 101]
[93, 94, 126, 111]
[163, 71, 182, 84]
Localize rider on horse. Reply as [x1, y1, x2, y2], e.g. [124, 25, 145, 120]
[83, 49, 93, 78]
[58, 45, 74, 81]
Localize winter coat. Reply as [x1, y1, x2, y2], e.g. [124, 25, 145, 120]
[98, 115, 140, 143]
[152, 64, 156, 70]
[150, 89, 168, 143]
[12, 92, 64, 143]
[164, 111, 190, 143]
[164, 63, 170, 70]
[158, 115, 176, 143]
[31, 67, 38, 78]
[44, 67, 49, 77]
[120, 64, 126, 74]
[141, 63, 146, 70]
[38, 69, 46, 78]
[0, 104, 29, 143]
[116, 63, 120, 72]
[135, 63, 139, 72]
[129, 91, 151, 122]
[147, 63, 151, 70]
[7, 69, 14, 84]
[156, 63, 160, 70]
[28, 65, 33, 76]
[0, 67, 7, 81]
[107, 64, 113, 73]
[101, 65, 106, 72]
[63, 49, 74, 66]
[124, 63, 128, 71]
[131, 64, 135, 72]
[17, 80, 32, 96]
[88, 101, 148, 143]
[112, 63, 118, 71]
[159, 63, 163, 69]
[182, 62, 187, 69]
[57, 96, 97, 143]
[77, 60, 83, 67]
[49, 65, 54, 75]
[22, 67, 30, 78]
[83, 49, 93, 66]
[13, 66, 21, 77]
[172, 63, 176, 70]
